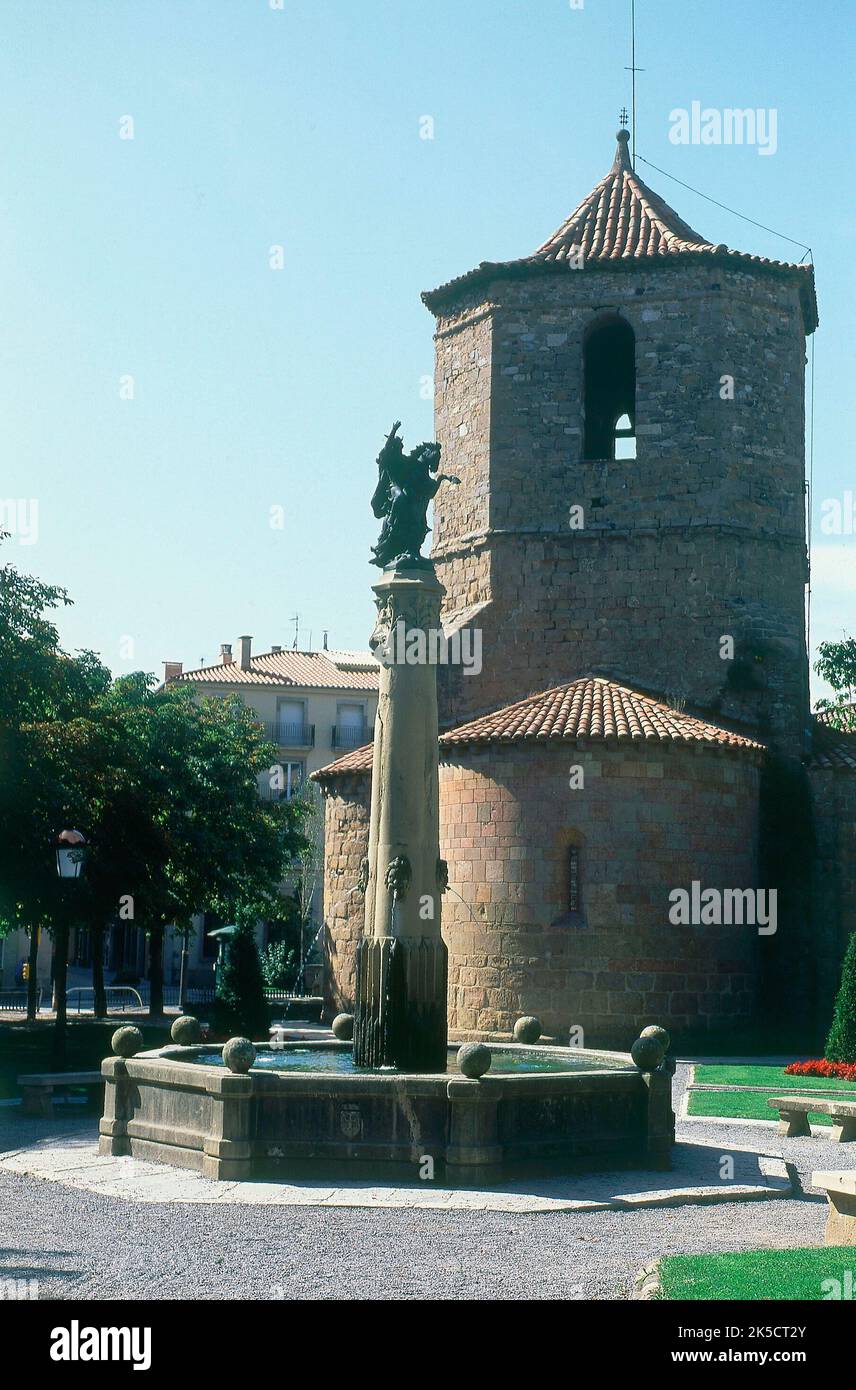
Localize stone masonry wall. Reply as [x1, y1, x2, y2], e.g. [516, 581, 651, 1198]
[320, 775, 371, 1020]
[438, 742, 762, 1046]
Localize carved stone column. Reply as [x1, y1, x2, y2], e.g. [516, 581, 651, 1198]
[353, 564, 448, 1071]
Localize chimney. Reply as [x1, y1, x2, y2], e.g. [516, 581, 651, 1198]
[163, 661, 183, 684]
[271, 644, 282, 654]
[220, 643, 234, 665]
[239, 635, 253, 670]
[322, 631, 328, 650]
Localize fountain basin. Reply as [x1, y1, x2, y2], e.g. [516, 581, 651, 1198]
[99, 1041, 673, 1185]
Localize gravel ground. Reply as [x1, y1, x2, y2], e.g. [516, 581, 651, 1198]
[0, 1061, 845, 1302]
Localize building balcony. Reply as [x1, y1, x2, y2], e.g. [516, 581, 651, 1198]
[331, 724, 373, 749]
[258, 781, 303, 802]
[262, 722, 315, 748]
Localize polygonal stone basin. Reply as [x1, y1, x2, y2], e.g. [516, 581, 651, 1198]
[99, 1039, 673, 1186]
[179, 1042, 622, 1076]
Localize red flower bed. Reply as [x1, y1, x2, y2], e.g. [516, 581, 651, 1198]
[785, 1059, 856, 1083]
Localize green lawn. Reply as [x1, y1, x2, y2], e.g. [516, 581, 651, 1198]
[694, 1064, 856, 1092]
[687, 1089, 833, 1124]
[659, 1248, 856, 1300]
[688, 1064, 856, 1125]
[0, 1020, 165, 1099]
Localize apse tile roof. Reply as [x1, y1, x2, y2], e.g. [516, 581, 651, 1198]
[438, 677, 765, 753]
[178, 649, 379, 691]
[422, 129, 817, 332]
[313, 741, 375, 779]
[807, 721, 856, 772]
[312, 675, 763, 782]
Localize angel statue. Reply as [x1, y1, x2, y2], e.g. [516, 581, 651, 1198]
[370, 421, 459, 569]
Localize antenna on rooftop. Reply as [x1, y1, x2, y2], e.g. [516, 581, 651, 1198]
[623, 0, 645, 168]
[290, 613, 299, 649]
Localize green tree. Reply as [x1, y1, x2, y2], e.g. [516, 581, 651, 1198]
[212, 915, 271, 1039]
[825, 933, 856, 1064]
[814, 637, 856, 732]
[0, 550, 111, 1057]
[1, 548, 306, 1064]
[60, 674, 306, 1019]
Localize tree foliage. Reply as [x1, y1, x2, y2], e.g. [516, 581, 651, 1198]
[814, 636, 856, 732]
[826, 932, 856, 1064]
[212, 917, 271, 1040]
[0, 546, 307, 1040]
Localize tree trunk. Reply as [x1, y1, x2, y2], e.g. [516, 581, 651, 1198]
[92, 922, 107, 1018]
[148, 923, 164, 1017]
[51, 922, 69, 1070]
[26, 924, 40, 1022]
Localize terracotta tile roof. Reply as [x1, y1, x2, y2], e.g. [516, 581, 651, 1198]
[178, 648, 379, 692]
[422, 129, 817, 332]
[807, 721, 856, 772]
[312, 741, 374, 780]
[312, 676, 764, 782]
[438, 677, 765, 754]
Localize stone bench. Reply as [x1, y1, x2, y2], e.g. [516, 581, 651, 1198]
[767, 1095, 856, 1143]
[17, 1071, 103, 1118]
[812, 1171, 856, 1245]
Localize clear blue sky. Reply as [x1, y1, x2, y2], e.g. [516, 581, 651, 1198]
[1, 0, 852, 698]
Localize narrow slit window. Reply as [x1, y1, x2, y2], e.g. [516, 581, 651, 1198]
[568, 845, 582, 914]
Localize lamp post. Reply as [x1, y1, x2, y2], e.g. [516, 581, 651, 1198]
[53, 829, 87, 1067]
[207, 924, 238, 998]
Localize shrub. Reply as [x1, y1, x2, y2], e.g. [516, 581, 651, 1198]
[825, 932, 856, 1065]
[785, 1059, 856, 1083]
[211, 921, 270, 1040]
[259, 940, 296, 990]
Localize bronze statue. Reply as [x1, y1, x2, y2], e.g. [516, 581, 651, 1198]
[370, 421, 459, 568]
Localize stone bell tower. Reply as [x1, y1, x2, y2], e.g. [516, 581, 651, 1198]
[423, 129, 818, 756]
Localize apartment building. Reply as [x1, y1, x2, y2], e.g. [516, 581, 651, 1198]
[158, 636, 379, 989]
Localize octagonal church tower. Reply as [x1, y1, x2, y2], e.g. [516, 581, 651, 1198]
[424, 129, 817, 756]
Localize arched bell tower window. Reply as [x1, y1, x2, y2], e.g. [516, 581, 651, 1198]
[583, 316, 636, 460]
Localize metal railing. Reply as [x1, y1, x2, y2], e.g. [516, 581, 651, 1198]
[258, 781, 303, 802]
[263, 722, 315, 748]
[0, 988, 42, 1013]
[67, 986, 144, 1014]
[332, 724, 372, 749]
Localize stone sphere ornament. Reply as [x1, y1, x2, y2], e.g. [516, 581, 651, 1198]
[331, 1013, 354, 1041]
[111, 1025, 144, 1058]
[222, 1037, 257, 1074]
[457, 1042, 492, 1079]
[639, 1024, 671, 1053]
[170, 1015, 202, 1046]
[513, 1016, 542, 1045]
[631, 1035, 666, 1073]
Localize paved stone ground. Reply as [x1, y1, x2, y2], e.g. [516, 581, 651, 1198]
[0, 1062, 849, 1301]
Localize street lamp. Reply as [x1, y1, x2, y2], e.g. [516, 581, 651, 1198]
[52, 829, 87, 1065]
[207, 923, 238, 995]
[55, 828, 87, 880]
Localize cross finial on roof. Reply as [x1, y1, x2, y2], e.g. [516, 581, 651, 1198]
[619, 106, 629, 127]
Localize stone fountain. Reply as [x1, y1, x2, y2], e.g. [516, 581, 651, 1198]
[98, 422, 674, 1184]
